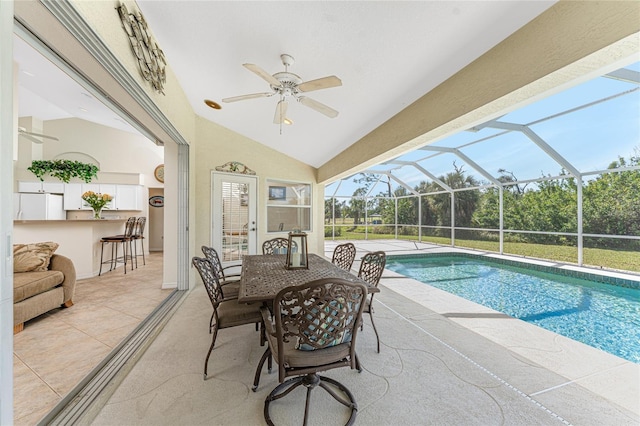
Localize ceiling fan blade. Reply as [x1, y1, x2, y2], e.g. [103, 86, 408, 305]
[18, 128, 59, 141]
[297, 75, 342, 93]
[222, 92, 273, 103]
[18, 133, 45, 144]
[273, 99, 288, 124]
[243, 63, 282, 88]
[298, 96, 339, 118]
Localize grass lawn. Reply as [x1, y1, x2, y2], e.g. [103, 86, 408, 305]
[326, 229, 639, 273]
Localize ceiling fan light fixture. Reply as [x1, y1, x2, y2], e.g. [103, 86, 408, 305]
[204, 99, 222, 110]
[226, 54, 342, 125]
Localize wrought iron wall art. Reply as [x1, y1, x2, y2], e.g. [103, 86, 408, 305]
[117, 2, 167, 94]
[215, 161, 256, 175]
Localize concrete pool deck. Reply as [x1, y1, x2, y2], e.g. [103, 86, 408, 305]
[90, 240, 639, 425]
[330, 240, 640, 417]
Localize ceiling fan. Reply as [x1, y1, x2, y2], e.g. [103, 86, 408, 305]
[222, 54, 342, 124]
[18, 127, 59, 144]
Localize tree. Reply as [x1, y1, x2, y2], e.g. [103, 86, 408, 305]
[350, 188, 367, 225]
[583, 154, 640, 247]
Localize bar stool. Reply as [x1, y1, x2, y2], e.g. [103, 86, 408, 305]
[132, 216, 146, 267]
[98, 217, 136, 275]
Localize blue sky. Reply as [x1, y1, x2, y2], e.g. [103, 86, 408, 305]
[326, 61, 640, 198]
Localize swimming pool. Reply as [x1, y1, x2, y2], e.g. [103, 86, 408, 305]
[386, 254, 640, 363]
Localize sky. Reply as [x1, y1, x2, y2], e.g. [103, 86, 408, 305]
[326, 61, 640, 198]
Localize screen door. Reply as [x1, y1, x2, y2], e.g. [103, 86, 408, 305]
[211, 173, 257, 263]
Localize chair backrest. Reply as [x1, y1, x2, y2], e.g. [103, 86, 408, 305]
[331, 242, 357, 271]
[262, 237, 297, 255]
[135, 216, 146, 237]
[192, 257, 223, 307]
[124, 217, 137, 237]
[201, 245, 226, 281]
[272, 278, 367, 380]
[357, 251, 386, 288]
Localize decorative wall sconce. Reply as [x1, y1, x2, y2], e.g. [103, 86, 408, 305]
[286, 231, 308, 270]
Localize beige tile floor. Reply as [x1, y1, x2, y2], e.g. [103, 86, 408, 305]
[90, 241, 639, 425]
[12, 252, 172, 425]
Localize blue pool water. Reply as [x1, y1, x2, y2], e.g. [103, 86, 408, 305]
[386, 255, 640, 363]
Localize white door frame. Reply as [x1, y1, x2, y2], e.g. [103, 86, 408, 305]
[211, 172, 258, 264]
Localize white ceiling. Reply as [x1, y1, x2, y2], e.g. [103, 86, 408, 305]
[14, 36, 140, 135]
[15, 1, 557, 168]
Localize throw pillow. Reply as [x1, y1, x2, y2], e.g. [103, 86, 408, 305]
[296, 298, 354, 351]
[13, 242, 59, 273]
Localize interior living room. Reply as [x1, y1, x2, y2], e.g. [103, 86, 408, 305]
[1, 1, 638, 424]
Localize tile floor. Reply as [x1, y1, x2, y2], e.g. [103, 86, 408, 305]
[12, 252, 172, 425]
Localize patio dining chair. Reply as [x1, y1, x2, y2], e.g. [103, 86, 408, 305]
[252, 278, 367, 425]
[331, 242, 357, 271]
[358, 251, 386, 353]
[201, 245, 241, 300]
[192, 256, 264, 380]
[262, 237, 297, 255]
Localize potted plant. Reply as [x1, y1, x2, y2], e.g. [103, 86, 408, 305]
[27, 160, 99, 183]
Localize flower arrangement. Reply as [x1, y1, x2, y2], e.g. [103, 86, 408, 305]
[82, 191, 113, 219]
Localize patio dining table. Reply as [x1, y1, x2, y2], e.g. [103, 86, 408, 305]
[238, 253, 378, 304]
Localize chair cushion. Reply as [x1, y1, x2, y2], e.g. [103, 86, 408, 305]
[265, 329, 351, 368]
[14, 270, 65, 303]
[217, 300, 262, 328]
[13, 242, 59, 273]
[220, 281, 240, 299]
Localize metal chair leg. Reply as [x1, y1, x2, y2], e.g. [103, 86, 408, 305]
[369, 309, 380, 353]
[203, 323, 219, 380]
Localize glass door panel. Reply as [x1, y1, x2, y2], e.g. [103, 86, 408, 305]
[212, 173, 257, 263]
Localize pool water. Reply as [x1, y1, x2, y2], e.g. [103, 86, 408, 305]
[386, 256, 640, 363]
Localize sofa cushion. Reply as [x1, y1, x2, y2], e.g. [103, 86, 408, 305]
[13, 242, 59, 273]
[14, 271, 65, 303]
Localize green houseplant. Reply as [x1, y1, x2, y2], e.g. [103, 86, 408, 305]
[27, 160, 99, 183]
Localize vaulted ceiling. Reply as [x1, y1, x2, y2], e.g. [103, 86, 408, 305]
[15, 1, 558, 170]
[134, 1, 555, 168]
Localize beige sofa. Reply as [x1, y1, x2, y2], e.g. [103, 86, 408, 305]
[13, 254, 76, 334]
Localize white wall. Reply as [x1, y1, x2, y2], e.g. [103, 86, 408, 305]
[14, 117, 164, 188]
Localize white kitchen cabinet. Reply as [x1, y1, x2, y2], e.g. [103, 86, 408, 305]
[64, 183, 115, 210]
[63, 183, 141, 210]
[18, 181, 65, 194]
[114, 184, 143, 210]
[63, 183, 84, 210]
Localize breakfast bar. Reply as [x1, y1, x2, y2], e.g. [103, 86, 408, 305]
[13, 219, 128, 279]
